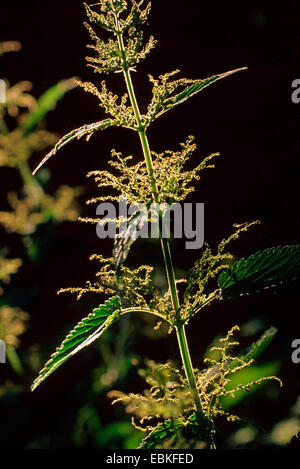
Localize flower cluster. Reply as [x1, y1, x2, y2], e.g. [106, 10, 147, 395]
[182, 221, 261, 322]
[86, 137, 219, 208]
[108, 326, 281, 446]
[84, 1, 155, 73]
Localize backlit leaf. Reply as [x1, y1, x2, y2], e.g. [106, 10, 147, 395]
[218, 245, 300, 300]
[31, 296, 120, 391]
[33, 118, 114, 175]
[164, 68, 247, 110]
[22, 79, 76, 136]
[227, 327, 277, 371]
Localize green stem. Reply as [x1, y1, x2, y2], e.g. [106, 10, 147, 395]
[114, 17, 202, 415]
[176, 324, 203, 413]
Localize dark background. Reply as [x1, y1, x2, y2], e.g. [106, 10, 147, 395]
[0, 0, 299, 448]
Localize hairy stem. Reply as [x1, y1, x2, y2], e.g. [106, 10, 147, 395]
[175, 324, 203, 414]
[114, 16, 203, 416]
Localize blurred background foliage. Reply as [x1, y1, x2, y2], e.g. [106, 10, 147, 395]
[0, 0, 299, 449]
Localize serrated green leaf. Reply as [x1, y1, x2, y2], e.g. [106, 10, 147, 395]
[21, 79, 76, 136]
[162, 67, 247, 115]
[218, 245, 300, 300]
[138, 413, 213, 449]
[31, 296, 120, 391]
[138, 419, 185, 449]
[32, 118, 114, 175]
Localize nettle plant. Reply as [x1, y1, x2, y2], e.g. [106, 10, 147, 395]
[31, 1, 300, 448]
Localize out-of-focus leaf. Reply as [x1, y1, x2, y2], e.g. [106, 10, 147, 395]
[21, 79, 76, 136]
[220, 362, 281, 410]
[96, 421, 140, 448]
[227, 326, 277, 371]
[31, 296, 120, 391]
[218, 245, 300, 300]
